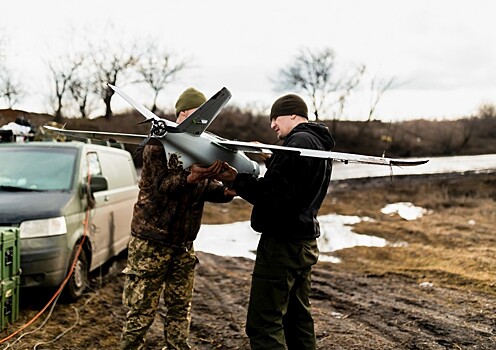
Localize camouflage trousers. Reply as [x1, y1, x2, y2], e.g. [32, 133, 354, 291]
[120, 236, 196, 350]
[246, 235, 319, 350]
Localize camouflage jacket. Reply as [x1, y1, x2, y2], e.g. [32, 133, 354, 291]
[131, 144, 231, 246]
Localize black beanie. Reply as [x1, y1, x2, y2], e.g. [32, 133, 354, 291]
[270, 94, 308, 119]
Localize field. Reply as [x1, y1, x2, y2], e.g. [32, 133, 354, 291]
[1, 172, 495, 349]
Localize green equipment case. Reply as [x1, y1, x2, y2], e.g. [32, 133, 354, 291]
[1, 228, 20, 280]
[1, 275, 20, 331]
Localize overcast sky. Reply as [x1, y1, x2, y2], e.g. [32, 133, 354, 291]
[2, 0, 495, 121]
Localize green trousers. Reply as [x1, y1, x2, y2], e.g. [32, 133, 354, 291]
[246, 235, 319, 350]
[120, 236, 196, 350]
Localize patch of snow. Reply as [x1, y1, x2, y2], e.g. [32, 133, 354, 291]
[381, 202, 431, 220]
[196, 213, 387, 262]
[419, 281, 434, 288]
[317, 214, 386, 252]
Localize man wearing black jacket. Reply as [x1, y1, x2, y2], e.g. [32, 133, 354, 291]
[217, 94, 335, 349]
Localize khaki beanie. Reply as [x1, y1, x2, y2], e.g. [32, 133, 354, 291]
[270, 94, 308, 119]
[175, 87, 207, 116]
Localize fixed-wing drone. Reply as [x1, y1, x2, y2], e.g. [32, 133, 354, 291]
[44, 85, 428, 176]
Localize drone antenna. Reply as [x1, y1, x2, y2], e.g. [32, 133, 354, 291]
[382, 120, 392, 158]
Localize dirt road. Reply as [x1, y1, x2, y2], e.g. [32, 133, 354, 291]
[2, 172, 495, 349]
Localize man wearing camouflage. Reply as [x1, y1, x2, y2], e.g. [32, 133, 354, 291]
[120, 88, 233, 350]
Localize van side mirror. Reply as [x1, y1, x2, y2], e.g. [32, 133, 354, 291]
[89, 175, 108, 193]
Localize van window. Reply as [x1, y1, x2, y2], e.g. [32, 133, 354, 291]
[0, 147, 77, 191]
[99, 150, 136, 189]
[83, 152, 103, 178]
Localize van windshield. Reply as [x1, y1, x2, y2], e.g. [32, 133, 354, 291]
[0, 147, 77, 191]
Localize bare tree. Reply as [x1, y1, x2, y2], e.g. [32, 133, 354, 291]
[354, 76, 396, 145]
[367, 76, 395, 122]
[274, 47, 365, 121]
[0, 32, 23, 108]
[477, 103, 496, 119]
[0, 32, 6, 64]
[48, 55, 84, 122]
[134, 44, 187, 113]
[330, 64, 366, 134]
[62, 56, 98, 119]
[0, 69, 23, 108]
[470, 103, 496, 143]
[68, 78, 92, 119]
[90, 40, 137, 119]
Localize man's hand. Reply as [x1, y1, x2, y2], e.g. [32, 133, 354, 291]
[251, 141, 272, 162]
[186, 160, 223, 184]
[215, 162, 238, 183]
[223, 187, 237, 197]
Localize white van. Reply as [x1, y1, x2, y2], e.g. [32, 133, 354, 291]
[0, 141, 139, 300]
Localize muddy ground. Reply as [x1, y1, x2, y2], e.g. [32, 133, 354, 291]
[1, 172, 495, 349]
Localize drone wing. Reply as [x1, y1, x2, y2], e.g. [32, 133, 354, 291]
[215, 140, 429, 166]
[43, 125, 148, 145]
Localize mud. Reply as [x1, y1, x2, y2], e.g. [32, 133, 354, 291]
[1, 172, 495, 349]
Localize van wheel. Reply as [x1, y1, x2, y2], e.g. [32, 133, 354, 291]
[63, 248, 89, 301]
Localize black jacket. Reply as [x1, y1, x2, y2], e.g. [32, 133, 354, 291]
[233, 122, 334, 240]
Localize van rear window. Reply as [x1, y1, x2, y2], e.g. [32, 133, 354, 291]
[0, 147, 77, 191]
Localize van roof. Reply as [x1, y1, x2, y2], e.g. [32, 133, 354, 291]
[0, 141, 128, 154]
